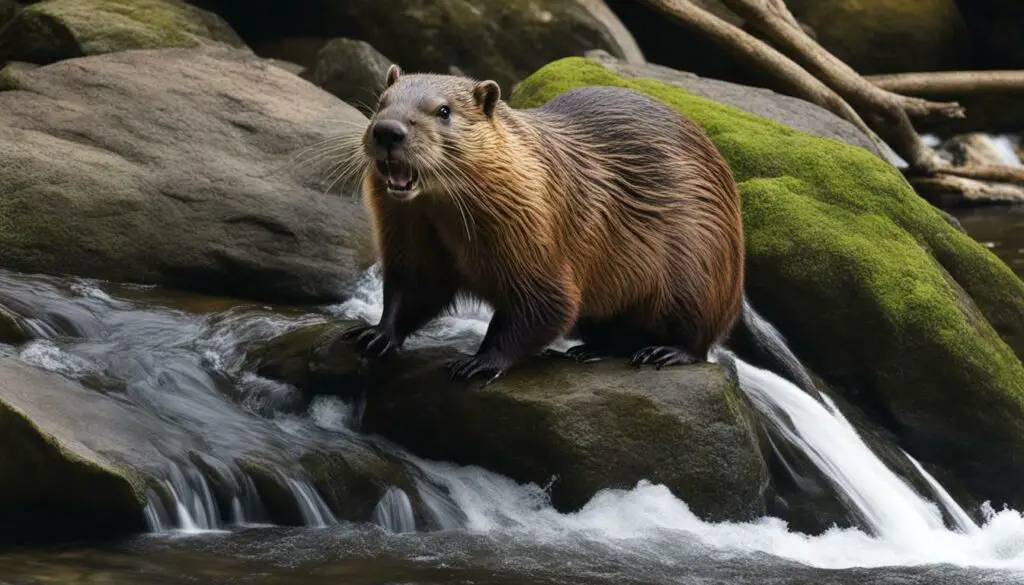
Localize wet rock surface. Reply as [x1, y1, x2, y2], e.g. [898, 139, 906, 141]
[248, 320, 771, 522]
[0, 358, 149, 543]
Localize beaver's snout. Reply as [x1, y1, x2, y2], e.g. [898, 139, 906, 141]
[371, 120, 408, 152]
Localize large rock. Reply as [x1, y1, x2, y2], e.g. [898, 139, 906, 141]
[247, 321, 771, 522]
[0, 47, 375, 304]
[0, 358, 149, 543]
[509, 57, 1024, 512]
[0, 0, 248, 66]
[785, 0, 970, 75]
[188, 0, 644, 90]
[311, 38, 393, 117]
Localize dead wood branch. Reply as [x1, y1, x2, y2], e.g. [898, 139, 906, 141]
[638, 0, 891, 156]
[637, 0, 1024, 202]
[867, 71, 1024, 96]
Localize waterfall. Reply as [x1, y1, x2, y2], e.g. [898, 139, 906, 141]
[371, 486, 418, 534]
[283, 476, 338, 528]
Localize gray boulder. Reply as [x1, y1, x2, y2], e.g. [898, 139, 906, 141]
[0, 358, 149, 542]
[0, 47, 376, 303]
[0, 0, 249, 66]
[248, 320, 772, 522]
[312, 38, 393, 117]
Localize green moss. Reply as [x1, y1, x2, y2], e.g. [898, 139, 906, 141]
[509, 57, 1024, 447]
[0, 0, 245, 65]
[0, 64, 23, 91]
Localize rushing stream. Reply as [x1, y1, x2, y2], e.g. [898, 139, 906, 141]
[2, 219, 1024, 583]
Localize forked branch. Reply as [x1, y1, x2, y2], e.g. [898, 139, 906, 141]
[638, 0, 1024, 202]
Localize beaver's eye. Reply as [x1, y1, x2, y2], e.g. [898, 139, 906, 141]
[436, 105, 451, 121]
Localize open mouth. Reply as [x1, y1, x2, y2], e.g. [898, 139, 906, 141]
[377, 159, 419, 195]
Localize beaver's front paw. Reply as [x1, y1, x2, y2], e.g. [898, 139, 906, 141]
[447, 352, 512, 388]
[341, 323, 401, 359]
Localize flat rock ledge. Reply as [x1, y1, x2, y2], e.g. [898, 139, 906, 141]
[248, 320, 772, 522]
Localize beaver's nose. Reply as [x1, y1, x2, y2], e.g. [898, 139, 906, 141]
[372, 120, 407, 149]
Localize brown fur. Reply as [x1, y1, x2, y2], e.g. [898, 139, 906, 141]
[342, 65, 745, 385]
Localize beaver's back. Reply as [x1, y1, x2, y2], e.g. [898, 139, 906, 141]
[520, 86, 745, 345]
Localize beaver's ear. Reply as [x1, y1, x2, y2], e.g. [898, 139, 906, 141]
[385, 64, 402, 88]
[473, 80, 500, 118]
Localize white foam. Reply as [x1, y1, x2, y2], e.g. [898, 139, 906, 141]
[19, 340, 98, 376]
[989, 135, 1023, 168]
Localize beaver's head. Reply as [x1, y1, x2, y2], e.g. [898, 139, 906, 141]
[364, 64, 501, 202]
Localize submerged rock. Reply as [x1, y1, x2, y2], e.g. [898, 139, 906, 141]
[248, 320, 771, 522]
[0, 358, 149, 542]
[509, 57, 1024, 512]
[0, 47, 375, 304]
[0, 0, 248, 66]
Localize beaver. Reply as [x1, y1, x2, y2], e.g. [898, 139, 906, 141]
[341, 64, 745, 386]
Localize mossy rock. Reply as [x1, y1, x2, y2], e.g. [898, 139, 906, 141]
[0, 61, 37, 91]
[508, 57, 1024, 511]
[0, 358, 147, 543]
[249, 321, 771, 522]
[0, 0, 248, 65]
[0, 304, 29, 344]
[785, 0, 970, 75]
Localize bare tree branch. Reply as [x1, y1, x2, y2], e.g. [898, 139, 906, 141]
[638, 0, 891, 157]
[634, 0, 1024, 203]
[867, 70, 1024, 95]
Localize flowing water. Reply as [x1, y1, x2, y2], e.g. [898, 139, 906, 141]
[2, 257, 1024, 584]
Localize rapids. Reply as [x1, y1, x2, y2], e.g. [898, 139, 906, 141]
[1, 265, 1024, 584]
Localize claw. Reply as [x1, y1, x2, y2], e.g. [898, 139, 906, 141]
[544, 345, 603, 364]
[631, 346, 695, 369]
[341, 323, 399, 359]
[448, 353, 511, 386]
